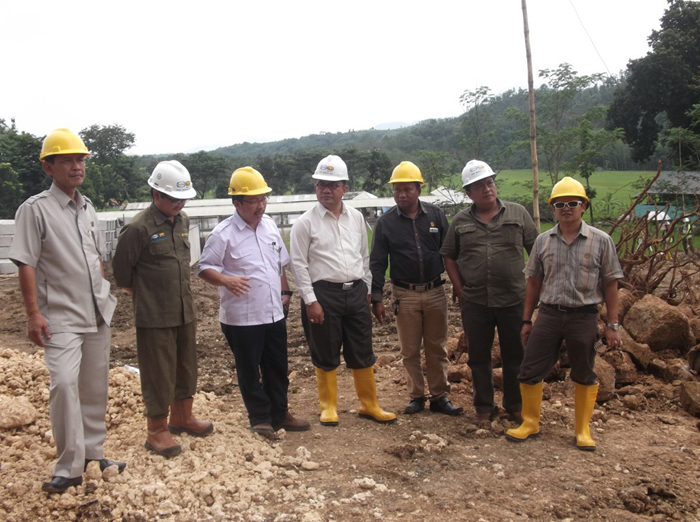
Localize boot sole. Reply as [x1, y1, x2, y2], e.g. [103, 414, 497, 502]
[167, 424, 214, 437]
[575, 439, 596, 451]
[505, 432, 540, 443]
[145, 441, 182, 457]
[359, 413, 397, 424]
[320, 420, 339, 426]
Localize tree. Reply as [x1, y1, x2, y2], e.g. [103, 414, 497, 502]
[662, 104, 700, 170]
[416, 150, 449, 193]
[79, 124, 141, 203]
[607, 0, 700, 164]
[536, 63, 605, 184]
[459, 86, 495, 159]
[0, 119, 46, 203]
[0, 163, 24, 219]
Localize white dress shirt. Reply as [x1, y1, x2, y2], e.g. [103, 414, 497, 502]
[198, 212, 289, 326]
[290, 202, 371, 304]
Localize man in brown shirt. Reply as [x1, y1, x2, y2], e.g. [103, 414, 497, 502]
[441, 160, 538, 424]
[113, 160, 213, 457]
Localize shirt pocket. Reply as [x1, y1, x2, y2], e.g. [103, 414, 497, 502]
[503, 221, 524, 249]
[148, 240, 175, 257]
[455, 223, 476, 236]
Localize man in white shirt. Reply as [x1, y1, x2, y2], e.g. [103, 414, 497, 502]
[198, 167, 309, 439]
[291, 155, 396, 426]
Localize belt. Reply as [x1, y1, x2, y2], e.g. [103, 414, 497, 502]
[540, 303, 599, 314]
[313, 280, 361, 291]
[392, 279, 445, 292]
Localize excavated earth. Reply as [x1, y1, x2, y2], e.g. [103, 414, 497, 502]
[0, 265, 699, 522]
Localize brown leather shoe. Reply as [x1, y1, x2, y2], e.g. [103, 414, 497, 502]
[473, 409, 497, 424]
[273, 412, 311, 432]
[251, 423, 279, 440]
[168, 398, 214, 437]
[146, 417, 182, 458]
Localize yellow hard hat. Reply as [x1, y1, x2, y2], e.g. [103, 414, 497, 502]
[40, 128, 91, 161]
[228, 167, 273, 196]
[549, 176, 588, 203]
[389, 161, 424, 185]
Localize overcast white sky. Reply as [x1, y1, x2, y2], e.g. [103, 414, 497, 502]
[2, 0, 666, 155]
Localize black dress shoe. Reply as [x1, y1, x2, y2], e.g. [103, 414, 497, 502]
[404, 398, 426, 414]
[85, 458, 127, 473]
[42, 476, 83, 493]
[429, 397, 463, 416]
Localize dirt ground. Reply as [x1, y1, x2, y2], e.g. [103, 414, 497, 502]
[1, 266, 699, 521]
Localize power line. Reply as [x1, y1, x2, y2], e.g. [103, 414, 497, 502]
[568, 0, 612, 77]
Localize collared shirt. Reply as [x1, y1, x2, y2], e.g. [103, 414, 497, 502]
[198, 212, 290, 326]
[9, 183, 116, 333]
[441, 198, 539, 307]
[369, 200, 448, 302]
[290, 202, 371, 304]
[112, 203, 195, 328]
[524, 220, 624, 307]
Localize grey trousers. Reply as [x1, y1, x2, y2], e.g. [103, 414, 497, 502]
[43, 324, 111, 478]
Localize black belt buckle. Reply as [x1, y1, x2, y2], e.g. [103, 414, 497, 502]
[555, 304, 570, 312]
[342, 282, 354, 291]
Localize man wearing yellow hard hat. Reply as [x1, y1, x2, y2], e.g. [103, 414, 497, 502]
[9, 128, 125, 493]
[198, 167, 309, 439]
[506, 176, 623, 451]
[370, 161, 462, 416]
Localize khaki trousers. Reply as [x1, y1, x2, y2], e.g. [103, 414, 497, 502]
[393, 285, 449, 400]
[43, 324, 111, 478]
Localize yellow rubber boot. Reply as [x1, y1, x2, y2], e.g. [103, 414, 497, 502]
[506, 382, 543, 442]
[352, 367, 397, 424]
[315, 368, 339, 426]
[574, 383, 599, 451]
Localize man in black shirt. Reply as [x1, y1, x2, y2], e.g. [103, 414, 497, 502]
[370, 161, 462, 416]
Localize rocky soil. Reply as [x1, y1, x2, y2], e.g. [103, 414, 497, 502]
[1, 266, 699, 522]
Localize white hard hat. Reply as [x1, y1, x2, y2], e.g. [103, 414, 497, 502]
[148, 160, 197, 199]
[312, 155, 349, 181]
[461, 159, 495, 188]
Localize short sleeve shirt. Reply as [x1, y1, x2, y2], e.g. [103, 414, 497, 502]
[524, 221, 624, 307]
[112, 203, 195, 328]
[9, 183, 117, 333]
[198, 212, 290, 326]
[441, 199, 539, 307]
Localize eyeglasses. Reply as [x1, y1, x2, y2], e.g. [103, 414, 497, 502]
[552, 201, 584, 209]
[315, 181, 343, 190]
[242, 196, 269, 206]
[467, 178, 496, 192]
[160, 193, 188, 204]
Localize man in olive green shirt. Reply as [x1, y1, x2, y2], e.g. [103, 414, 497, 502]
[441, 160, 538, 424]
[113, 160, 213, 458]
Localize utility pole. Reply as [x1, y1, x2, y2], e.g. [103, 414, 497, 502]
[521, 0, 541, 230]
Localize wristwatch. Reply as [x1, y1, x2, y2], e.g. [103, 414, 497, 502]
[605, 322, 620, 331]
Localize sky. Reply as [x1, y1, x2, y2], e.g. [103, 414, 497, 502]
[2, 0, 667, 156]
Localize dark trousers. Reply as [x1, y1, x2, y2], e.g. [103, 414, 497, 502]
[518, 307, 598, 385]
[461, 300, 524, 414]
[221, 320, 289, 426]
[136, 321, 198, 418]
[301, 281, 375, 371]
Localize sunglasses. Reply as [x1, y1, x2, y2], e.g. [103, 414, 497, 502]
[552, 201, 584, 209]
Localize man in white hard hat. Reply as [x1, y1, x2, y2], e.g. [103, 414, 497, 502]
[198, 167, 309, 439]
[291, 155, 396, 426]
[370, 161, 463, 416]
[9, 128, 125, 493]
[507, 177, 622, 451]
[113, 160, 213, 458]
[441, 159, 538, 425]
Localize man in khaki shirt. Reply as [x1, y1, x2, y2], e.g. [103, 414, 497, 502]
[113, 160, 212, 457]
[10, 128, 124, 493]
